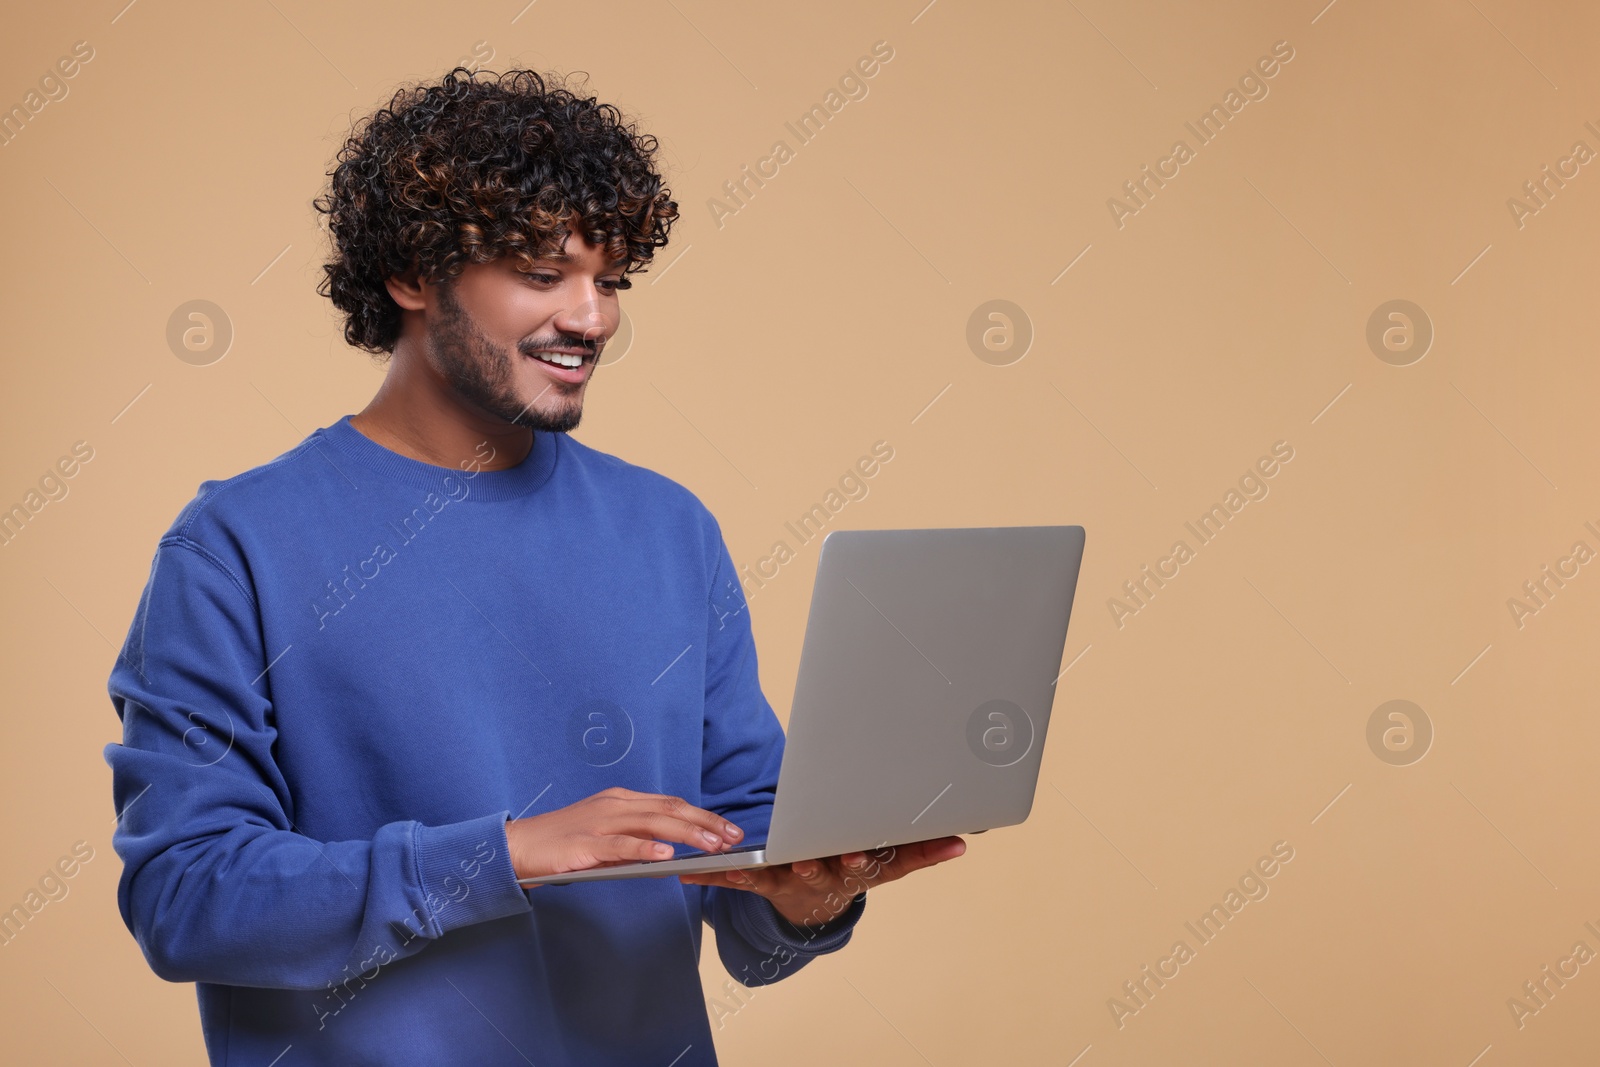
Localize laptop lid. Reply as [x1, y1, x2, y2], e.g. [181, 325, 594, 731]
[763, 525, 1085, 864]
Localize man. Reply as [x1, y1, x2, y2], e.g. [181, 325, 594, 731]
[104, 67, 964, 1065]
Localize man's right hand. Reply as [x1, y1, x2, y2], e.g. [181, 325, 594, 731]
[506, 786, 744, 882]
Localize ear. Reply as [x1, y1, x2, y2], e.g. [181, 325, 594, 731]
[383, 266, 428, 312]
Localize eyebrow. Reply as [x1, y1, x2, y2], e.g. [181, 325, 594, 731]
[536, 251, 629, 270]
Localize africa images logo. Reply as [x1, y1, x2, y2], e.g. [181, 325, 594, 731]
[1105, 40, 1296, 230]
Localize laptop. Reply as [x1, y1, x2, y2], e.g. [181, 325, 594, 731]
[518, 524, 1086, 886]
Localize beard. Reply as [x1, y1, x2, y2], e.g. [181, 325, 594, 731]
[427, 278, 586, 433]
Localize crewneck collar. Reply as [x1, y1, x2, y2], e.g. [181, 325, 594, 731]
[317, 414, 560, 502]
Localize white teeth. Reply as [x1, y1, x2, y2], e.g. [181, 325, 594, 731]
[534, 351, 583, 369]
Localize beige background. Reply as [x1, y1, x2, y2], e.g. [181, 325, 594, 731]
[3, 0, 1598, 1063]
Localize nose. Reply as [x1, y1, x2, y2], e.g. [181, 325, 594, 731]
[556, 293, 613, 352]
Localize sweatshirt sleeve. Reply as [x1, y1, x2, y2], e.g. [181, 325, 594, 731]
[694, 529, 866, 984]
[103, 537, 532, 991]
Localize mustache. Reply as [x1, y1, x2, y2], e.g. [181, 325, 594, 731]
[519, 335, 600, 358]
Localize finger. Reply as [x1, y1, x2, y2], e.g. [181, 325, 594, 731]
[868, 837, 967, 882]
[825, 854, 884, 895]
[766, 858, 859, 904]
[838, 852, 872, 875]
[716, 863, 771, 889]
[654, 794, 744, 843]
[606, 811, 740, 853]
[812, 850, 885, 885]
[828, 838, 964, 889]
[678, 870, 741, 888]
[895, 836, 967, 864]
[787, 858, 834, 892]
[581, 833, 679, 866]
[616, 793, 744, 844]
[677, 867, 764, 890]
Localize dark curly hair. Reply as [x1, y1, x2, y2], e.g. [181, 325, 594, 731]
[313, 67, 679, 355]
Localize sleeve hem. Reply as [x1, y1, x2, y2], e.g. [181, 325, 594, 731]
[729, 889, 865, 955]
[414, 811, 530, 936]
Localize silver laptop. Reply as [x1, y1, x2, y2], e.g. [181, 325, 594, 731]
[519, 525, 1086, 886]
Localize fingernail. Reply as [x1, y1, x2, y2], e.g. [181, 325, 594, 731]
[702, 830, 721, 847]
[725, 823, 743, 840]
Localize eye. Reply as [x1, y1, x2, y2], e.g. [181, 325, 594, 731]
[599, 277, 632, 293]
[521, 271, 560, 286]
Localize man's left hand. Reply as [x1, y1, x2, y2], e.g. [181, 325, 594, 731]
[677, 836, 966, 928]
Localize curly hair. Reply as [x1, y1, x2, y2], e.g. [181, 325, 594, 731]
[313, 67, 679, 355]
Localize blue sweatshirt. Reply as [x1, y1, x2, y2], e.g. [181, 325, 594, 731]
[104, 415, 865, 1066]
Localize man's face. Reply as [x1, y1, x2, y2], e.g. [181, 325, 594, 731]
[422, 228, 626, 433]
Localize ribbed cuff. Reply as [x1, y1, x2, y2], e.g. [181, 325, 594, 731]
[413, 811, 530, 936]
[732, 890, 866, 955]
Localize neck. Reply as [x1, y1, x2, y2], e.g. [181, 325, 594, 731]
[350, 350, 532, 472]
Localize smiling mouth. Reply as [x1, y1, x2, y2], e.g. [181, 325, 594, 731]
[528, 349, 592, 370]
